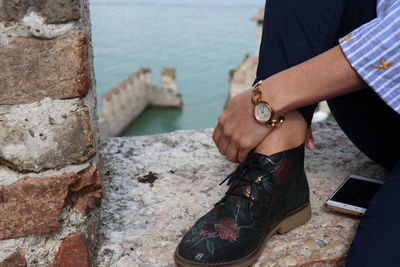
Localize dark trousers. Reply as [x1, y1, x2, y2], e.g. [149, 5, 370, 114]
[255, 0, 400, 265]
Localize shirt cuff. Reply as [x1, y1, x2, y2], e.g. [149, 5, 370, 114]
[339, 15, 400, 114]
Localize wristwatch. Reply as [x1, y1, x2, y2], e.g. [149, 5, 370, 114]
[251, 80, 285, 127]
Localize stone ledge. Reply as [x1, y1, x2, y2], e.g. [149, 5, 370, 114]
[97, 122, 385, 266]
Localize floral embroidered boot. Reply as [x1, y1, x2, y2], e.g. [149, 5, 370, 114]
[174, 144, 311, 266]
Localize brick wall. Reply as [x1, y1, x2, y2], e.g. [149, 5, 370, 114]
[0, 0, 101, 266]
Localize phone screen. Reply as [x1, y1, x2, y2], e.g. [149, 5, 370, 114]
[331, 177, 382, 208]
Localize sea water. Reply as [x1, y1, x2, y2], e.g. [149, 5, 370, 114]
[90, 0, 264, 135]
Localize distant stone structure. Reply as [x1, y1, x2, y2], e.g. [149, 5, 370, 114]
[227, 9, 264, 100]
[228, 9, 330, 122]
[99, 68, 182, 138]
[0, 1, 102, 266]
[229, 55, 259, 100]
[251, 8, 264, 57]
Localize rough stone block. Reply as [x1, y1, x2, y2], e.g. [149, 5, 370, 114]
[0, 249, 26, 267]
[0, 166, 102, 240]
[35, 0, 80, 24]
[49, 233, 91, 267]
[0, 0, 80, 24]
[0, 0, 29, 22]
[0, 173, 72, 240]
[0, 98, 96, 173]
[97, 122, 384, 266]
[0, 30, 90, 105]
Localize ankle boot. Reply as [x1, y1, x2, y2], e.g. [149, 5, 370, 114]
[174, 144, 311, 266]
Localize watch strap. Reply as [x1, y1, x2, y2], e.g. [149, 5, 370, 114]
[251, 80, 285, 127]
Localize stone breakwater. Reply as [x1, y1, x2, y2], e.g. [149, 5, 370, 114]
[99, 68, 183, 138]
[0, 1, 102, 266]
[97, 121, 385, 266]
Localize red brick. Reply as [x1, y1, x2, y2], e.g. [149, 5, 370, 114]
[49, 233, 91, 267]
[0, 31, 90, 105]
[0, 249, 27, 267]
[0, 174, 73, 240]
[0, 166, 102, 240]
[67, 166, 103, 214]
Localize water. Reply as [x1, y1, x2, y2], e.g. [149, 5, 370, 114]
[90, 0, 264, 135]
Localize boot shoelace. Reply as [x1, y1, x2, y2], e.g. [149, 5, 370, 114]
[217, 160, 270, 205]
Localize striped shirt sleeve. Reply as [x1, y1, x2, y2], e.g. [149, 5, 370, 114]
[339, 0, 400, 114]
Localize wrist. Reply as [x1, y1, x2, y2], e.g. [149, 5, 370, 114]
[258, 76, 286, 115]
[251, 80, 285, 127]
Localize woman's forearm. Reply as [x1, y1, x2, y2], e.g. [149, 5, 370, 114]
[261, 45, 367, 114]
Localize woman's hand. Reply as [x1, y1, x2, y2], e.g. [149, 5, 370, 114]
[212, 89, 272, 163]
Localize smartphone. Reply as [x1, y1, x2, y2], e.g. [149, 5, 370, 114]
[325, 174, 384, 216]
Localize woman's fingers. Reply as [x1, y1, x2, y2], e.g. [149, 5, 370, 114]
[212, 124, 222, 145]
[225, 142, 239, 163]
[237, 148, 251, 163]
[305, 127, 315, 150]
[213, 122, 250, 163]
[216, 134, 230, 155]
[212, 89, 272, 162]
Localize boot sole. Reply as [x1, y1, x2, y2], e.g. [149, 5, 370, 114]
[174, 203, 311, 267]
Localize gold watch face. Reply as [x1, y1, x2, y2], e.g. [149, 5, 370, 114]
[254, 102, 272, 123]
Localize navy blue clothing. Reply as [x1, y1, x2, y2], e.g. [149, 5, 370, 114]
[255, 0, 400, 265]
[346, 161, 400, 266]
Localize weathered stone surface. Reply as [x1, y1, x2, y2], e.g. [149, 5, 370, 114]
[0, 163, 91, 186]
[0, 0, 80, 24]
[0, 0, 30, 22]
[49, 233, 91, 267]
[67, 166, 103, 214]
[97, 122, 385, 266]
[0, 98, 96, 173]
[0, 13, 79, 47]
[0, 30, 90, 104]
[36, 0, 80, 24]
[21, 11, 78, 39]
[0, 249, 26, 267]
[0, 166, 102, 240]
